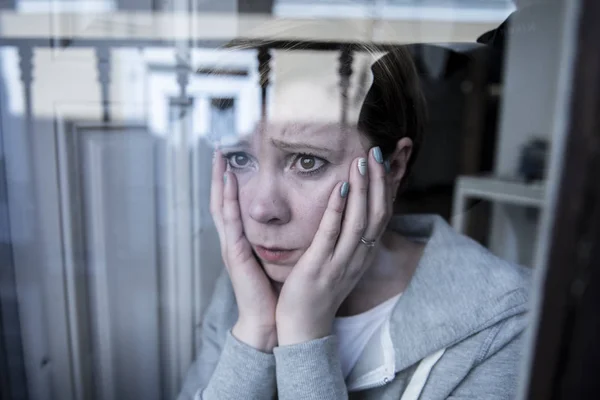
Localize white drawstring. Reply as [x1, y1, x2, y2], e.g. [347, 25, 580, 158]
[400, 348, 446, 400]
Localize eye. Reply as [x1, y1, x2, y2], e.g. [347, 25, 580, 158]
[224, 151, 254, 171]
[291, 154, 328, 176]
[231, 153, 249, 167]
[299, 156, 316, 170]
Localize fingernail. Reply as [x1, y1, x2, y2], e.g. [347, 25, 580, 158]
[373, 147, 383, 164]
[358, 158, 367, 176]
[340, 182, 349, 198]
[223, 173, 227, 184]
[384, 159, 391, 173]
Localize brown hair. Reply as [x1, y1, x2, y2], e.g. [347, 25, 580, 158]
[357, 47, 427, 183]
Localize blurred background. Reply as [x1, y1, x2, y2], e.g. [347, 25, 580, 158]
[0, 0, 575, 399]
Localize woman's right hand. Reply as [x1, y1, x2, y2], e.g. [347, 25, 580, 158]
[210, 150, 278, 352]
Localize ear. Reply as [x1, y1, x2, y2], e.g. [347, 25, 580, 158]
[387, 137, 413, 196]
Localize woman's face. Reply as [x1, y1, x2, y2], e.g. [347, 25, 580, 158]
[221, 122, 370, 283]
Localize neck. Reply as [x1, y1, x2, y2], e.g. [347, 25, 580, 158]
[336, 230, 423, 317]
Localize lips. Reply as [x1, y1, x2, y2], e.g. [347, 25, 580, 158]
[253, 245, 296, 263]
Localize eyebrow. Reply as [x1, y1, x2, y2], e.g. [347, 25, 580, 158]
[270, 138, 337, 155]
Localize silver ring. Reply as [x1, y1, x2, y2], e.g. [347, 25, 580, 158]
[360, 236, 376, 247]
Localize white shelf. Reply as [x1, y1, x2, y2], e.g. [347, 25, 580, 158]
[452, 175, 546, 233]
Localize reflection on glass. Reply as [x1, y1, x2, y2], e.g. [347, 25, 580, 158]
[0, 1, 569, 399]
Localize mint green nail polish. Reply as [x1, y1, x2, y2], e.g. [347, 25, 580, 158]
[384, 159, 391, 173]
[373, 147, 384, 164]
[340, 182, 349, 198]
[223, 174, 227, 184]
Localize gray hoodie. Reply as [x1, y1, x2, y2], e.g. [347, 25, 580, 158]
[178, 214, 532, 400]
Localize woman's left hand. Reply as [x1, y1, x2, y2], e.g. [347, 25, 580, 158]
[275, 147, 393, 345]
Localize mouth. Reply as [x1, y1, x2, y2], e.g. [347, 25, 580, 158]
[253, 245, 297, 264]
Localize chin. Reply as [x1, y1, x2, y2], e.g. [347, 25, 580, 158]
[262, 263, 294, 283]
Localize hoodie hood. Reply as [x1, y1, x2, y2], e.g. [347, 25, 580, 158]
[346, 214, 531, 390]
[387, 215, 531, 372]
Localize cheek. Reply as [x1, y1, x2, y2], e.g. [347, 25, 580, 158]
[235, 174, 253, 220]
[287, 181, 336, 240]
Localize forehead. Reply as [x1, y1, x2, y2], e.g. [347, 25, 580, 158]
[268, 51, 376, 125]
[262, 122, 349, 144]
[244, 122, 367, 150]
[219, 52, 376, 152]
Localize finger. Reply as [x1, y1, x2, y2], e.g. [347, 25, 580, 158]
[306, 181, 349, 263]
[361, 146, 390, 243]
[222, 171, 254, 265]
[210, 150, 226, 239]
[332, 156, 369, 264]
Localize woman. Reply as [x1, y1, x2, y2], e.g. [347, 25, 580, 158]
[179, 48, 531, 400]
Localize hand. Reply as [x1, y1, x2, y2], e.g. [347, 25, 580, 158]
[275, 147, 392, 345]
[210, 150, 278, 352]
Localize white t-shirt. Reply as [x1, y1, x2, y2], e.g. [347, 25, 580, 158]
[333, 293, 402, 378]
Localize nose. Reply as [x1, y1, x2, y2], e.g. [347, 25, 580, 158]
[248, 173, 291, 225]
